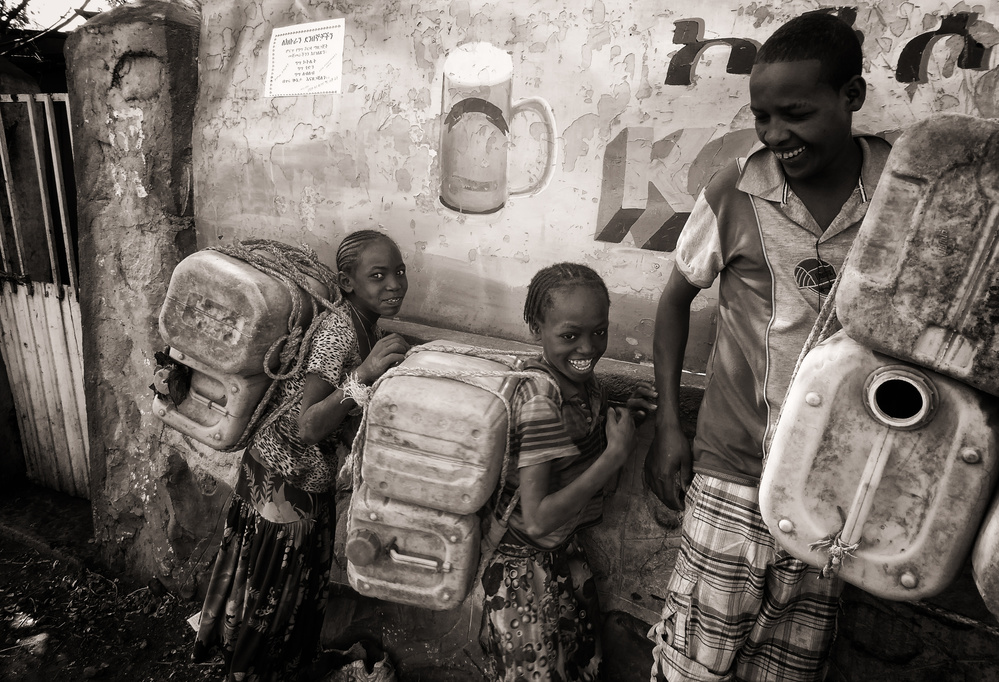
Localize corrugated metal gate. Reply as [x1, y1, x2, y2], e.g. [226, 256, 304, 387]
[0, 93, 89, 499]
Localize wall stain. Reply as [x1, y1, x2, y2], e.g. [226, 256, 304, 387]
[561, 113, 601, 173]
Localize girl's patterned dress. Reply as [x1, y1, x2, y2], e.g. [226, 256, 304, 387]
[192, 302, 373, 682]
[479, 361, 608, 682]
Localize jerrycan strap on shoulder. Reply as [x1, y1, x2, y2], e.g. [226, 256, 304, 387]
[473, 362, 567, 586]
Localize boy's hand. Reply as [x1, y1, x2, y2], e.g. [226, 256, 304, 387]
[357, 333, 409, 384]
[626, 381, 658, 424]
[643, 423, 692, 511]
[604, 406, 636, 467]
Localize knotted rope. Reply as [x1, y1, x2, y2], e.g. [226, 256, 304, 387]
[206, 238, 342, 452]
[808, 534, 861, 579]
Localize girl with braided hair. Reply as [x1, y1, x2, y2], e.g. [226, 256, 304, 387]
[192, 229, 409, 682]
[479, 262, 657, 682]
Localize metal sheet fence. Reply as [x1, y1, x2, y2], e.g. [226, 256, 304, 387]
[0, 93, 89, 498]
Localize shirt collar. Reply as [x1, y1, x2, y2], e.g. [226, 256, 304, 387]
[734, 135, 891, 239]
[735, 135, 888, 204]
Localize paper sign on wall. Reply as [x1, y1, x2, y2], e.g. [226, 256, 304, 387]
[265, 18, 345, 97]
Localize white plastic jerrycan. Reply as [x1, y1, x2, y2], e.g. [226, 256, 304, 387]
[345, 482, 481, 611]
[151, 350, 272, 449]
[155, 248, 329, 449]
[361, 342, 522, 515]
[159, 249, 328, 375]
[972, 495, 999, 619]
[838, 113, 999, 396]
[760, 330, 999, 601]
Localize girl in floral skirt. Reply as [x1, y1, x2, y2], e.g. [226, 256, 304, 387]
[479, 263, 656, 681]
[192, 230, 409, 681]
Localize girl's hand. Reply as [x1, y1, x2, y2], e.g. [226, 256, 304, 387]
[604, 406, 636, 468]
[356, 333, 409, 384]
[627, 381, 658, 424]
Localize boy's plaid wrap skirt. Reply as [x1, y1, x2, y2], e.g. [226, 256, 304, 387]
[648, 474, 842, 682]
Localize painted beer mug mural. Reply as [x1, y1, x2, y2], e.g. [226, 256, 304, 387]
[439, 42, 558, 214]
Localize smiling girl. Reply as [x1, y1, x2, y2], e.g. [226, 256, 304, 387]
[479, 262, 656, 682]
[192, 229, 409, 682]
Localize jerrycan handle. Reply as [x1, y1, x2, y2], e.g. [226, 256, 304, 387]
[388, 542, 452, 573]
[508, 96, 558, 198]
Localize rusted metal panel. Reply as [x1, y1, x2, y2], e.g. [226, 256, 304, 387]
[0, 93, 88, 498]
[0, 282, 89, 497]
[38, 283, 89, 494]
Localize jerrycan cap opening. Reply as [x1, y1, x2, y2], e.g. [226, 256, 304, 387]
[864, 366, 937, 430]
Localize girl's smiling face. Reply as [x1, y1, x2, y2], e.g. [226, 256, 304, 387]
[534, 284, 609, 388]
[339, 238, 408, 318]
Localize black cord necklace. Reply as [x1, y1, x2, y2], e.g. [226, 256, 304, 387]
[347, 300, 376, 355]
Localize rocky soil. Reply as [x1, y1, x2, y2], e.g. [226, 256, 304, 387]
[0, 477, 217, 682]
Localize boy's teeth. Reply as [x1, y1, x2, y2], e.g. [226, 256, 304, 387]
[777, 146, 805, 160]
[569, 359, 592, 371]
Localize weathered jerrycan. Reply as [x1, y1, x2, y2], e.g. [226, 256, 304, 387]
[360, 343, 522, 515]
[760, 331, 999, 601]
[837, 113, 999, 396]
[152, 350, 272, 449]
[346, 482, 481, 610]
[159, 249, 327, 375]
[154, 249, 329, 449]
[346, 343, 529, 609]
[973, 497, 999, 619]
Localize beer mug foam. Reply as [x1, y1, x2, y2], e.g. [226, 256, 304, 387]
[440, 42, 557, 215]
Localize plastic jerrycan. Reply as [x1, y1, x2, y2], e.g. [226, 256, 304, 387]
[973, 497, 999, 618]
[154, 249, 329, 449]
[346, 342, 523, 609]
[759, 331, 999, 601]
[346, 482, 481, 610]
[152, 351, 274, 449]
[837, 113, 999, 396]
[360, 342, 522, 515]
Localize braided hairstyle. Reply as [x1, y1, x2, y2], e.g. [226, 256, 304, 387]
[523, 262, 610, 333]
[336, 229, 397, 277]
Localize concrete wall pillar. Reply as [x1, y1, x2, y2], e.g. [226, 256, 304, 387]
[65, 0, 228, 594]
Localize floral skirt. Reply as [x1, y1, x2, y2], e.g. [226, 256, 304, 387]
[192, 449, 334, 682]
[479, 536, 602, 682]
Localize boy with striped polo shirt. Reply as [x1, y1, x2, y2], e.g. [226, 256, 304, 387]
[644, 13, 892, 681]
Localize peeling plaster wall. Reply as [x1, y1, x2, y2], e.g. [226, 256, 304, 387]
[195, 0, 999, 372]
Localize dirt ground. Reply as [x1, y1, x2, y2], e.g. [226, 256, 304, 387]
[0, 477, 219, 682]
[6, 474, 999, 682]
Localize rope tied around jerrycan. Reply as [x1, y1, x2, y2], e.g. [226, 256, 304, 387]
[777, 272, 847, 579]
[773, 268, 999, 639]
[206, 238, 342, 452]
[342, 343, 558, 594]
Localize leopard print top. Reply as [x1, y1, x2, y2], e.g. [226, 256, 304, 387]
[250, 300, 379, 493]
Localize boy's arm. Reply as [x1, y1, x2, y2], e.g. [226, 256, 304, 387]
[644, 267, 701, 511]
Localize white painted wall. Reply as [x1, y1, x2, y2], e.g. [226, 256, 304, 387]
[194, 0, 999, 371]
